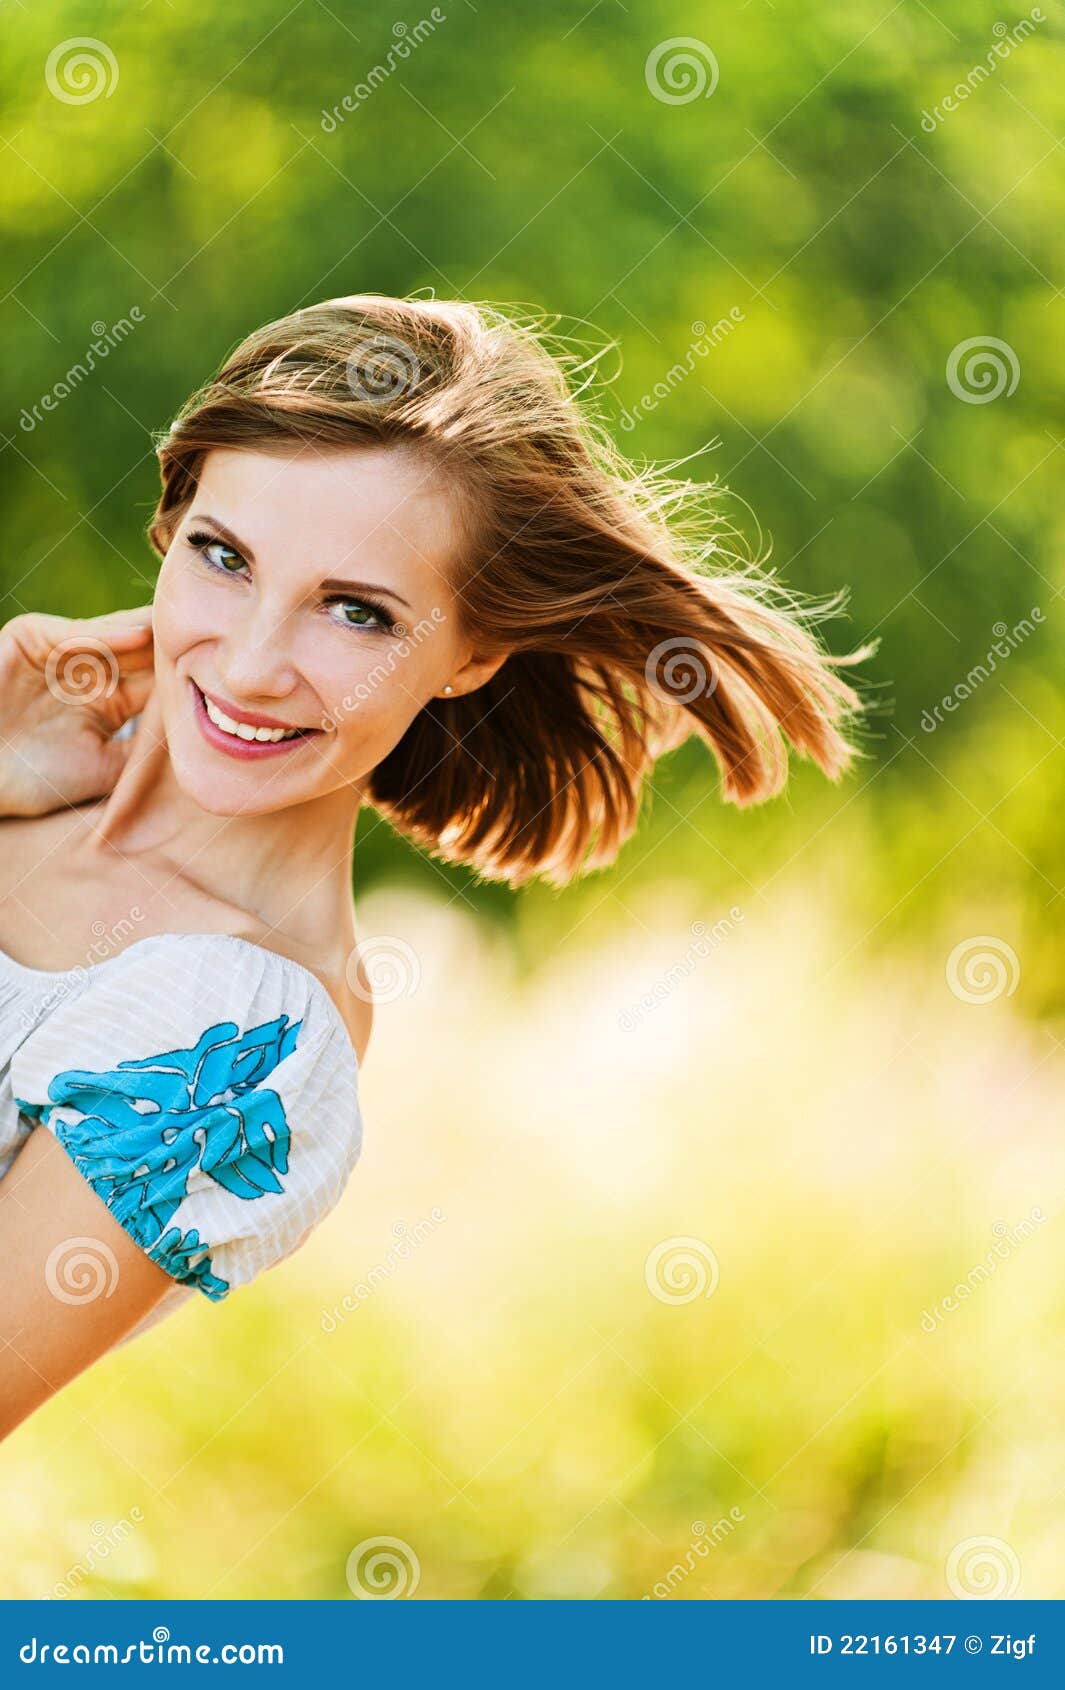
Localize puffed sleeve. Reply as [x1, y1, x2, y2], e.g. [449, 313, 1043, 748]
[9, 934, 363, 1302]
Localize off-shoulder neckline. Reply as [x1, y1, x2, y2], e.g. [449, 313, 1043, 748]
[0, 931, 360, 1071]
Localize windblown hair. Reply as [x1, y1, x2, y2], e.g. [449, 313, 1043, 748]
[148, 292, 872, 888]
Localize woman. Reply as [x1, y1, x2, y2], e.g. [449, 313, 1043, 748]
[0, 293, 868, 1437]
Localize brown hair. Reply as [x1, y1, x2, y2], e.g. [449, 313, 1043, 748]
[148, 293, 873, 888]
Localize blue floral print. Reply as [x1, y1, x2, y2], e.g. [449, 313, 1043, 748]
[16, 1014, 301, 1301]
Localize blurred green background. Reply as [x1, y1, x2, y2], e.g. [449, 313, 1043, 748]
[3, 0, 1064, 1599]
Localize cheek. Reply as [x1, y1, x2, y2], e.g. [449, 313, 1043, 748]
[153, 557, 219, 664]
[313, 647, 429, 756]
[300, 631, 399, 718]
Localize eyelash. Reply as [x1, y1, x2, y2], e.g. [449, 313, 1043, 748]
[184, 529, 400, 635]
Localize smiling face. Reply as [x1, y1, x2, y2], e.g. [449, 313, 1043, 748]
[152, 442, 498, 816]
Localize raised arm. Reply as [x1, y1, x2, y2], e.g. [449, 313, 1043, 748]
[0, 608, 154, 818]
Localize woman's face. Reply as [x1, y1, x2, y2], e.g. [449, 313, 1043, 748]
[152, 442, 497, 816]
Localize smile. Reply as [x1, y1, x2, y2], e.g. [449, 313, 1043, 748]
[190, 681, 322, 761]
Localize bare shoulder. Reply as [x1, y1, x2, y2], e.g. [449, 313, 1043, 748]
[228, 920, 374, 1070]
[331, 957, 374, 1070]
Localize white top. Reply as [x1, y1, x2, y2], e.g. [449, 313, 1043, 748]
[0, 933, 363, 1339]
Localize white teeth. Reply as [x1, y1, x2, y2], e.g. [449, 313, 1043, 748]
[202, 692, 302, 743]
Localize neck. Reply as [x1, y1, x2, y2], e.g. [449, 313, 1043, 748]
[83, 692, 363, 951]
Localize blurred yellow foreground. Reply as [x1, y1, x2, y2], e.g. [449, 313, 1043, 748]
[5, 864, 1061, 1602]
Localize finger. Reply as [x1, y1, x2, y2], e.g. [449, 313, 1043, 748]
[78, 607, 154, 650]
[98, 623, 154, 651]
[78, 612, 156, 675]
[111, 638, 156, 676]
[5, 608, 153, 668]
[115, 666, 154, 718]
[97, 604, 153, 620]
[37, 638, 153, 716]
[93, 667, 154, 737]
[3, 612, 76, 665]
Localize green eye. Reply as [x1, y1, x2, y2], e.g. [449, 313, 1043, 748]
[205, 540, 244, 572]
[325, 596, 395, 634]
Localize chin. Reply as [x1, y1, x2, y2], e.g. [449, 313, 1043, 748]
[170, 765, 267, 817]
[167, 743, 297, 818]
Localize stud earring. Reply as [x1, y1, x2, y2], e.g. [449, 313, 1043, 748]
[443, 684, 454, 695]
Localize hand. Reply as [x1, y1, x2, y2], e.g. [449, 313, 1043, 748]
[0, 606, 155, 817]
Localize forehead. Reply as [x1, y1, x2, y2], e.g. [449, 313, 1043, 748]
[192, 443, 466, 592]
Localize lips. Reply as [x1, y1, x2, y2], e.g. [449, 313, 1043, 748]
[190, 681, 323, 761]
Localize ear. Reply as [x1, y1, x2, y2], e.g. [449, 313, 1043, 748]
[447, 649, 510, 699]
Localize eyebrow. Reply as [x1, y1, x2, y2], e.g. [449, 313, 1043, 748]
[188, 513, 413, 610]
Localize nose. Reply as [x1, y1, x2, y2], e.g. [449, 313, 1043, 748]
[212, 600, 301, 702]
